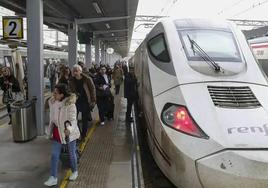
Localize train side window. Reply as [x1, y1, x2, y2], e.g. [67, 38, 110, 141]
[147, 34, 170, 62]
[0, 58, 5, 68]
[4, 56, 14, 73]
[21, 56, 27, 71]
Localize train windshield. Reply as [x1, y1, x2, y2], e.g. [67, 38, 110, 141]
[179, 30, 242, 62]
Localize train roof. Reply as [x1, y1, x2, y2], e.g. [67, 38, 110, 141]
[173, 18, 231, 31]
[248, 36, 268, 44]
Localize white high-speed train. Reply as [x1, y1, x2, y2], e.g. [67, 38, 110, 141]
[133, 18, 268, 188]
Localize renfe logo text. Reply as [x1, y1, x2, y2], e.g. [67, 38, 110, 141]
[227, 124, 268, 136]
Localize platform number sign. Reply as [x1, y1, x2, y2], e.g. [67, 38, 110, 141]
[2, 16, 23, 39]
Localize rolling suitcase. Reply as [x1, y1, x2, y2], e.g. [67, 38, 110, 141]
[60, 121, 80, 167]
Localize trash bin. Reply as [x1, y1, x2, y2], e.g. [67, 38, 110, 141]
[10, 99, 37, 142]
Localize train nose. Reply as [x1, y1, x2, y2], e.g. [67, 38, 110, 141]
[196, 150, 268, 188]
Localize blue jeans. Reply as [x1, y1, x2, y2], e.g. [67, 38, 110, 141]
[50, 140, 78, 177]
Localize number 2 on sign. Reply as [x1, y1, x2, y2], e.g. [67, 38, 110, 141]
[9, 21, 17, 36]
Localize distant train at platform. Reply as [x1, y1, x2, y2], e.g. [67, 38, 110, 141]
[0, 44, 85, 91]
[0, 44, 68, 91]
[132, 18, 268, 188]
[249, 36, 268, 76]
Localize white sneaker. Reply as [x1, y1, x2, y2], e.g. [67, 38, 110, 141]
[69, 171, 78, 181]
[100, 122, 105, 126]
[44, 176, 58, 186]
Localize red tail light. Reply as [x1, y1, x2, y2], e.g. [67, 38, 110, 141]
[161, 104, 208, 139]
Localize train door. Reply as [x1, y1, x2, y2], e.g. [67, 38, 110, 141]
[11, 50, 25, 93]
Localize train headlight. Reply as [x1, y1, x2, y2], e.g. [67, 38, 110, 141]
[161, 103, 209, 139]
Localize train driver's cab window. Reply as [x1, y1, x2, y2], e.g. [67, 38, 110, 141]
[179, 30, 242, 62]
[148, 34, 170, 62]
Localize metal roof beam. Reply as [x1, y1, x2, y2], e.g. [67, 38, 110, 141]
[107, 39, 128, 43]
[14, 14, 71, 27]
[44, 0, 80, 19]
[99, 36, 128, 40]
[94, 29, 129, 34]
[58, 0, 80, 18]
[44, 16, 72, 25]
[0, 0, 25, 13]
[43, 1, 66, 18]
[76, 16, 130, 25]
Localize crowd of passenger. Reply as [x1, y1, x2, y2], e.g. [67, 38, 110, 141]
[0, 59, 138, 186]
[44, 60, 138, 185]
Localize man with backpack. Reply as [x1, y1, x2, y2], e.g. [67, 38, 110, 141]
[69, 64, 96, 141]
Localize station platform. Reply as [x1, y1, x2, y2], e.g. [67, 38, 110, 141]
[0, 91, 138, 188]
[0, 122, 53, 188]
[65, 95, 133, 188]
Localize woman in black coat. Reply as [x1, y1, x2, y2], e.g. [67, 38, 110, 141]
[124, 67, 138, 123]
[95, 66, 113, 125]
[0, 67, 21, 124]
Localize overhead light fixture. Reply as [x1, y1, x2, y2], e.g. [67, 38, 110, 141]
[92, 2, 102, 14]
[105, 23, 110, 29]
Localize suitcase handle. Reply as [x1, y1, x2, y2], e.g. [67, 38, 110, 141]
[64, 121, 72, 142]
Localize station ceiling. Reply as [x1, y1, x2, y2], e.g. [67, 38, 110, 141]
[0, 0, 139, 57]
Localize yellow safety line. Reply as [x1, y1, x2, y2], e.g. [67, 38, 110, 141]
[78, 123, 98, 153]
[59, 170, 72, 188]
[59, 122, 98, 188]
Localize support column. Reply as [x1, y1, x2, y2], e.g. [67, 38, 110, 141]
[55, 30, 59, 47]
[101, 42, 105, 65]
[104, 45, 107, 65]
[95, 38, 100, 65]
[26, 0, 44, 135]
[85, 44, 92, 68]
[68, 23, 77, 67]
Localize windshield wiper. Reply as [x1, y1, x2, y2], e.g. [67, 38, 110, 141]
[187, 35, 221, 72]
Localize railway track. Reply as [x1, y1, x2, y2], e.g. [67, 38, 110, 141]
[135, 106, 176, 188]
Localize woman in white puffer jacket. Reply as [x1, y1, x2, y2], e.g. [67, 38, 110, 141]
[44, 83, 80, 187]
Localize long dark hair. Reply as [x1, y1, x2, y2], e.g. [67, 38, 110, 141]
[54, 83, 70, 100]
